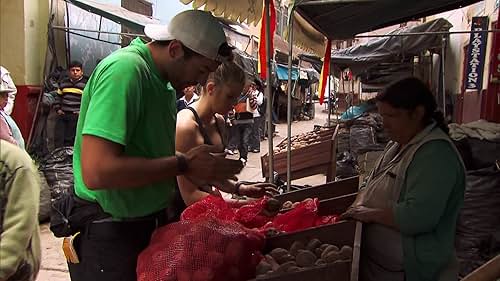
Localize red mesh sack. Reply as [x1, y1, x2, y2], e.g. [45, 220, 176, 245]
[180, 194, 236, 221]
[137, 217, 265, 281]
[270, 198, 320, 232]
[234, 197, 273, 229]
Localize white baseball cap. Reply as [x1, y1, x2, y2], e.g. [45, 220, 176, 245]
[0, 81, 13, 93]
[144, 10, 232, 62]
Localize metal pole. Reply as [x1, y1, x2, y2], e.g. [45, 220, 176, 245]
[97, 16, 103, 40]
[65, 2, 71, 66]
[286, 15, 294, 191]
[354, 29, 500, 38]
[327, 73, 331, 126]
[441, 36, 446, 118]
[265, 0, 274, 183]
[51, 25, 146, 37]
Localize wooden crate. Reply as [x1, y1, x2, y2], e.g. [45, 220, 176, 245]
[255, 220, 362, 281]
[251, 193, 362, 281]
[261, 125, 340, 181]
[275, 176, 359, 204]
[318, 193, 357, 216]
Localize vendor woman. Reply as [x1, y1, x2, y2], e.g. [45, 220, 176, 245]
[341, 77, 465, 281]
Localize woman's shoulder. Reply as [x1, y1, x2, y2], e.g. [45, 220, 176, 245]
[414, 139, 465, 177]
[176, 109, 198, 132]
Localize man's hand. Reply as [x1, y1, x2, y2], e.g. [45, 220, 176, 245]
[239, 182, 278, 198]
[57, 109, 64, 115]
[183, 145, 244, 188]
[340, 206, 381, 223]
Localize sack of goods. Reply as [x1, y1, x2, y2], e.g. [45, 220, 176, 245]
[137, 217, 265, 281]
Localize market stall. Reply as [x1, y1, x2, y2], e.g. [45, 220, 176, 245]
[261, 125, 340, 183]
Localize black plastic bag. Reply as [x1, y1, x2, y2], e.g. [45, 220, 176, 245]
[40, 147, 74, 201]
[336, 151, 358, 179]
[456, 165, 500, 277]
[38, 171, 51, 222]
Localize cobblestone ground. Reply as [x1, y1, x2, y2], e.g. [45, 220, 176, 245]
[36, 103, 330, 281]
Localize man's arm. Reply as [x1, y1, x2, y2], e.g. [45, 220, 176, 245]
[0, 164, 40, 280]
[81, 135, 182, 189]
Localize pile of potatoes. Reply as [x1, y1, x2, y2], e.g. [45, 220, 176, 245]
[274, 131, 323, 154]
[256, 238, 353, 278]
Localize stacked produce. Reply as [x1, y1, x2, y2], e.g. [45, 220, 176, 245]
[273, 129, 332, 154]
[256, 238, 353, 277]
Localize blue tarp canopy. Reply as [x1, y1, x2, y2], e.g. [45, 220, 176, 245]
[275, 64, 299, 81]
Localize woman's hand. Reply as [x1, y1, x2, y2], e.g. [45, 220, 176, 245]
[340, 206, 381, 223]
[239, 182, 278, 198]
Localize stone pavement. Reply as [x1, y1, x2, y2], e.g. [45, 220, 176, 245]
[36, 103, 330, 281]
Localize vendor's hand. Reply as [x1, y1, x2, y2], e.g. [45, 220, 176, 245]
[183, 145, 244, 188]
[340, 206, 380, 223]
[57, 109, 64, 115]
[239, 182, 278, 198]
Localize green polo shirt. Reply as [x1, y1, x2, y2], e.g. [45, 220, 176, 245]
[394, 140, 465, 281]
[73, 38, 177, 219]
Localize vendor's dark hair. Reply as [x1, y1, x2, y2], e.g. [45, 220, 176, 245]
[377, 77, 449, 134]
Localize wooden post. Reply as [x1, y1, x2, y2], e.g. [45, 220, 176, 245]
[326, 124, 340, 182]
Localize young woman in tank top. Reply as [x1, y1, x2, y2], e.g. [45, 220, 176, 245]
[176, 61, 276, 206]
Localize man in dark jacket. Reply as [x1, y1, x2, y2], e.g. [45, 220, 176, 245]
[53, 61, 87, 148]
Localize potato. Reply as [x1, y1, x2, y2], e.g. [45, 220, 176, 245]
[276, 261, 297, 273]
[224, 240, 244, 265]
[276, 253, 295, 264]
[226, 266, 240, 280]
[192, 268, 214, 281]
[256, 261, 273, 275]
[286, 266, 301, 273]
[265, 198, 282, 213]
[269, 248, 289, 262]
[314, 248, 324, 258]
[289, 241, 306, 256]
[340, 246, 353, 260]
[306, 238, 322, 251]
[324, 251, 342, 263]
[265, 228, 281, 238]
[315, 259, 327, 266]
[295, 250, 317, 267]
[265, 255, 280, 271]
[321, 245, 340, 260]
[207, 251, 224, 269]
[177, 271, 191, 281]
[282, 201, 293, 209]
[319, 244, 331, 251]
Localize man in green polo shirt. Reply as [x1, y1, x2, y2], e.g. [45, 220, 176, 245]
[67, 10, 244, 281]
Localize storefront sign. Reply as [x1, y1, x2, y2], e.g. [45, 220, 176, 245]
[465, 16, 489, 91]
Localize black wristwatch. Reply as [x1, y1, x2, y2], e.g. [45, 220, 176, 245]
[176, 153, 189, 174]
[234, 181, 243, 195]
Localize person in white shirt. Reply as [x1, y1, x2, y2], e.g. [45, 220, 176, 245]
[176, 85, 200, 112]
[0, 66, 18, 116]
[249, 80, 264, 153]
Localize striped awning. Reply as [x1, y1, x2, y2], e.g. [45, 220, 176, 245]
[179, 0, 326, 56]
